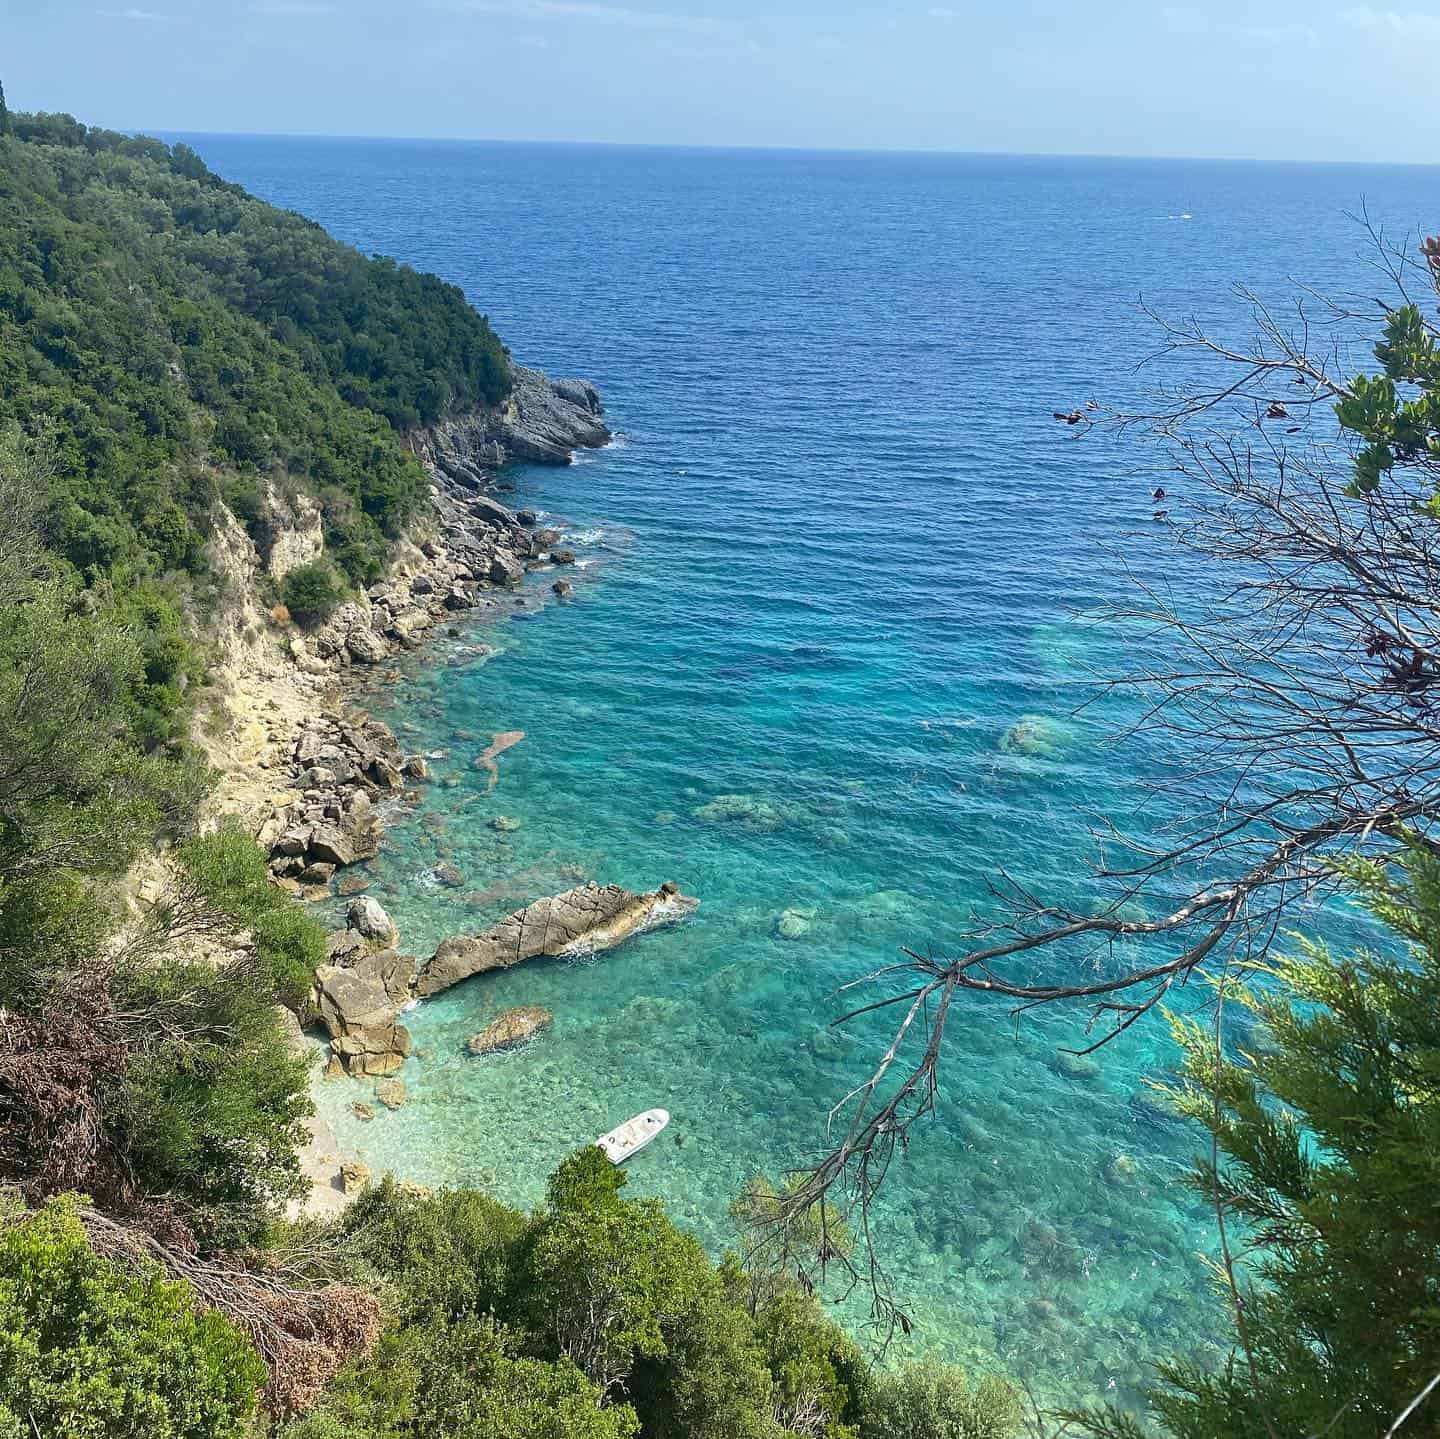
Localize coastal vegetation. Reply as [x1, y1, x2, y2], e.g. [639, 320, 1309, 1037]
[2, 88, 1438, 1438]
[0, 105, 510, 737]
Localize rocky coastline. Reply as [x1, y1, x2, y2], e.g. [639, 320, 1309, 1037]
[197, 365, 692, 1210]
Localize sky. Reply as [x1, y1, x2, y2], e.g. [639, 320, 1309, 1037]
[7, 1, 1440, 162]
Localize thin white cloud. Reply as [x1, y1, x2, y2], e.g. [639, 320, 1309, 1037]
[1243, 21, 1320, 46]
[447, 0, 719, 32]
[1343, 6, 1440, 41]
[108, 6, 176, 18]
[251, 0, 339, 13]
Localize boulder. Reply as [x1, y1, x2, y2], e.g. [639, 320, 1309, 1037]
[339, 1161, 371, 1195]
[374, 1078, 408, 1110]
[414, 880, 697, 998]
[314, 951, 414, 1076]
[774, 908, 816, 941]
[552, 580, 573, 598]
[470, 495, 521, 529]
[488, 552, 524, 586]
[347, 627, 390, 665]
[308, 825, 356, 868]
[347, 895, 398, 948]
[490, 815, 520, 833]
[549, 549, 577, 566]
[433, 861, 465, 888]
[467, 1005, 552, 1054]
[299, 861, 337, 886]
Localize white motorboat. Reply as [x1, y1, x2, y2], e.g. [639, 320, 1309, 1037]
[595, 1108, 670, 1164]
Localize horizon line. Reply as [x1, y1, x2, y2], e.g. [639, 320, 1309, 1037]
[137, 125, 1440, 172]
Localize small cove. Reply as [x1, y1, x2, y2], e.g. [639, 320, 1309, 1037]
[187, 135, 1440, 1402]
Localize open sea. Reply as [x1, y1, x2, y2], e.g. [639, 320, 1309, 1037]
[184, 134, 1438, 1405]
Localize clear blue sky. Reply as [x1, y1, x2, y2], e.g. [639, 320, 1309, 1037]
[8, 1, 1440, 161]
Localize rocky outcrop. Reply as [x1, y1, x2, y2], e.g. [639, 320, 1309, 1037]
[262, 484, 325, 581]
[256, 711, 421, 885]
[314, 946, 415, 1077]
[411, 365, 610, 475]
[414, 881, 697, 999]
[467, 1005, 553, 1054]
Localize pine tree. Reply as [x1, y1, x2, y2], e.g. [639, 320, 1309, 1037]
[0, 81, 10, 137]
[1074, 844, 1440, 1438]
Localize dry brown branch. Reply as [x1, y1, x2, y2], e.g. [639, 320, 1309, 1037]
[76, 1207, 381, 1415]
[775, 233, 1440, 1337]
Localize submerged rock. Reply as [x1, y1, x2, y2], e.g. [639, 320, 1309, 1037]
[774, 907, 816, 940]
[998, 714, 1070, 759]
[1047, 1049, 1100, 1081]
[374, 1078, 408, 1110]
[692, 792, 797, 833]
[415, 880, 697, 998]
[467, 1005, 553, 1054]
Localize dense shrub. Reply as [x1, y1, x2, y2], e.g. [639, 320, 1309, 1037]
[0, 106, 513, 736]
[0, 1198, 264, 1439]
[302, 1152, 1006, 1439]
[178, 823, 328, 1006]
[279, 1318, 637, 1439]
[862, 1357, 1021, 1439]
[279, 559, 347, 626]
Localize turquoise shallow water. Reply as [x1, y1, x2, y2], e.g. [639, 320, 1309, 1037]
[188, 137, 1439, 1403]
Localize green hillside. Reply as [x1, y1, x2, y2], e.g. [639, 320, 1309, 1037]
[0, 109, 511, 738]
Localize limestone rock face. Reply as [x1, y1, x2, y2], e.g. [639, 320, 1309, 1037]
[415, 880, 697, 998]
[262, 484, 325, 581]
[470, 495, 521, 530]
[466, 1005, 553, 1054]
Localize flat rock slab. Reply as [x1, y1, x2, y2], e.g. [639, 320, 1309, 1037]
[414, 881, 696, 998]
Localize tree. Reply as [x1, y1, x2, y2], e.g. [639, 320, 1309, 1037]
[0, 83, 10, 139]
[0, 1198, 265, 1439]
[781, 226, 1440, 1332]
[280, 560, 347, 625]
[1070, 843, 1440, 1438]
[279, 1318, 638, 1439]
[861, 1356, 1020, 1439]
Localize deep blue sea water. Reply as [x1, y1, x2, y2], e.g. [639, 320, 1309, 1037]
[184, 136, 1438, 1404]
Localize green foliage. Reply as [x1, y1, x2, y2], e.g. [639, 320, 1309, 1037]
[279, 559, 347, 626]
[110, 951, 312, 1248]
[0, 102, 512, 735]
[279, 1317, 637, 1439]
[177, 822, 327, 1006]
[861, 1356, 1021, 1439]
[750, 1284, 868, 1439]
[0, 1197, 264, 1439]
[1335, 297, 1440, 496]
[1088, 843, 1440, 1439]
[306, 1154, 939, 1439]
[340, 1177, 528, 1324]
[729, 1173, 854, 1312]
